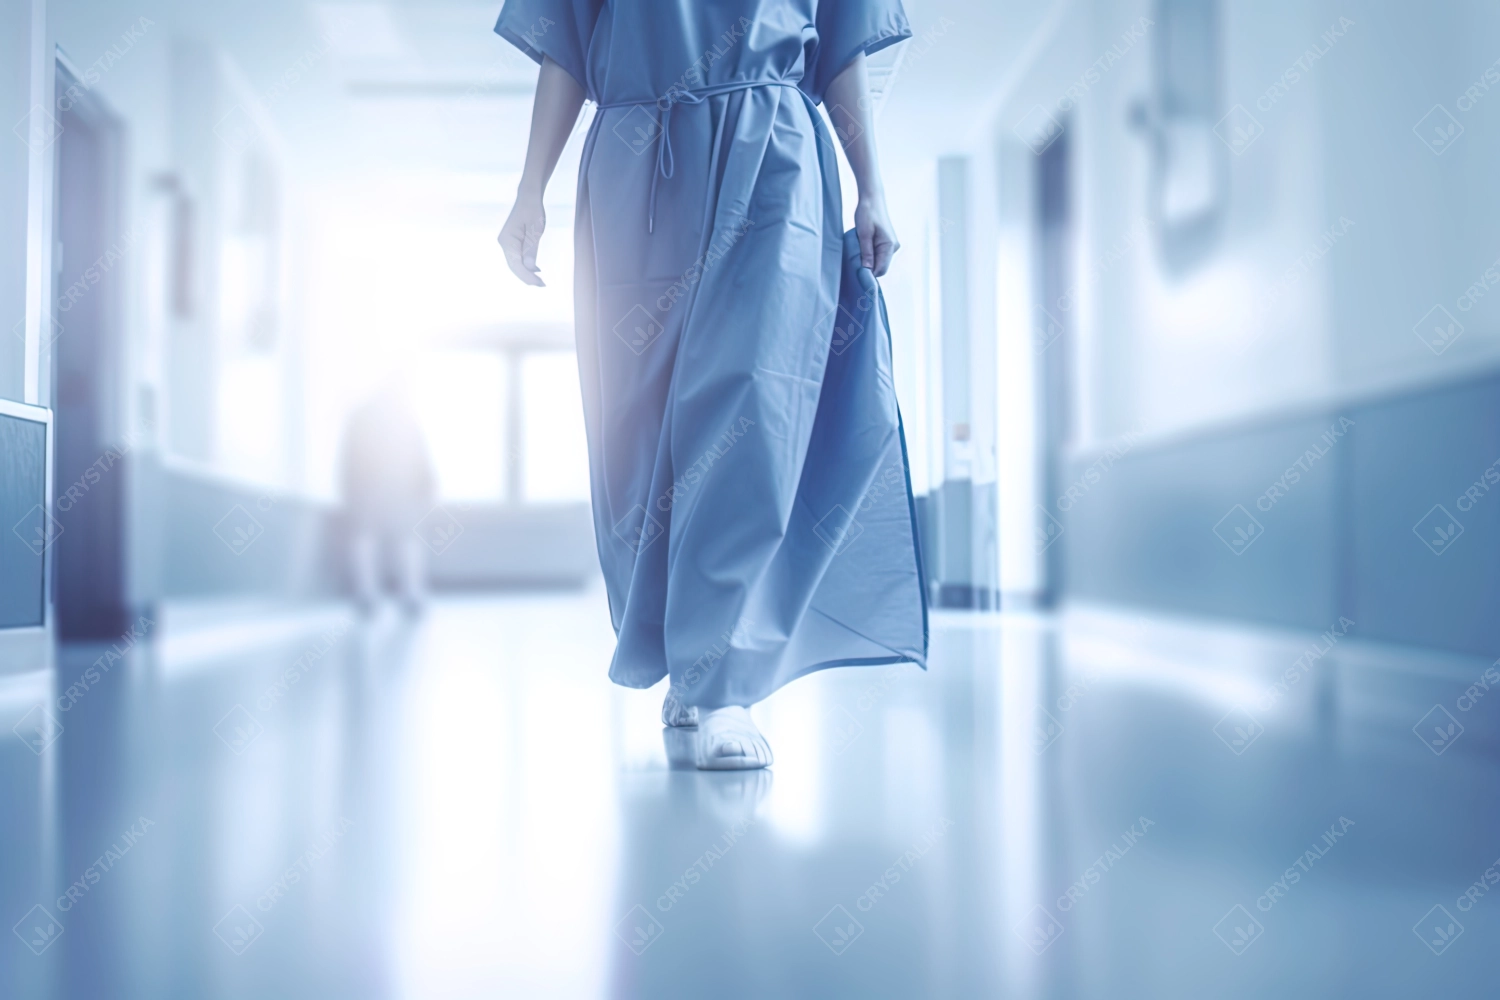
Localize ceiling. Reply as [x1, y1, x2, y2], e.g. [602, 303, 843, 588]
[175, 0, 1054, 214]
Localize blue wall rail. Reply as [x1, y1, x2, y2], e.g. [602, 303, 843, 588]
[1061, 371, 1500, 659]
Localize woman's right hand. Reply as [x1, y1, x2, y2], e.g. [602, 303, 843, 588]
[499, 192, 547, 287]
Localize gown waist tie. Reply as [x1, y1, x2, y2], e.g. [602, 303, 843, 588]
[596, 80, 812, 234]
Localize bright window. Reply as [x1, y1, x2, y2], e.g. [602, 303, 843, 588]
[521, 351, 590, 503]
[409, 351, 508, 503]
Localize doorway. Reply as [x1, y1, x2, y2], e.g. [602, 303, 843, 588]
[50, 59, 132, 640]
[1035, 124, 1074, 605]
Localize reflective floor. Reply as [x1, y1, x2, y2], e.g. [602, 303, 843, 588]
[2, 590, 1498, 998]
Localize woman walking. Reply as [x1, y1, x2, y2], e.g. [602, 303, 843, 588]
[496, 0, 926, 769]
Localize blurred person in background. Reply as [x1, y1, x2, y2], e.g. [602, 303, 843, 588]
[339, 378, 437, 615]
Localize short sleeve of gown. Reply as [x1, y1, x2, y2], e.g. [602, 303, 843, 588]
[493, 0, 600, 94]
[805, 0, 913, 105]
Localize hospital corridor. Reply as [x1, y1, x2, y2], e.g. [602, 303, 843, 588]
[2, 1, 1499, 998]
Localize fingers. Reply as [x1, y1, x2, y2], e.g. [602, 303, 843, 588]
[499, 219, 546, 287]
[499, 225, 524, 277]
[858, 222, 876, 271]
[521, 220, 542, 274]
[504, 242, 544, 286]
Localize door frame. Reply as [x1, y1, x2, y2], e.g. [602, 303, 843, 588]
[48, 51, 133, 639]
[50, 49, 126, 421]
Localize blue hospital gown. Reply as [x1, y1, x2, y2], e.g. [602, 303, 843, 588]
[495, 0, 927, 707]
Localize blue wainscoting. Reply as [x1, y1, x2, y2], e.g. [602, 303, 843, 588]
[0, 411, 47, 629]
[1345, 373, 1500, 655]
[423, 501, 598, 588]
[1060, 370, 1500, 659]
[1060, 414, 1342, 631]
[137, 455, 342, 600]
[133, 455, 598, 602]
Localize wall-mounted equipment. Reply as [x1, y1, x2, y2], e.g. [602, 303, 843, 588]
[1128, 0, 1226, 275]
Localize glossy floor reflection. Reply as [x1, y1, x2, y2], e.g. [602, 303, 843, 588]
[2, 590, 1498, 998]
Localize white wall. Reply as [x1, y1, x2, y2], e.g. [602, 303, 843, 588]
[0, 0, 44, 404]
[1322, 0, 1500, 395]
[931, 0, 1500, 597]
[965, 0, 1500, 465]
[46, 1, 322, 490]
[1073, 0, 1332, 447]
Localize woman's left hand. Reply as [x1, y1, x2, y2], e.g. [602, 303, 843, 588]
[855, 194, 899, 277]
